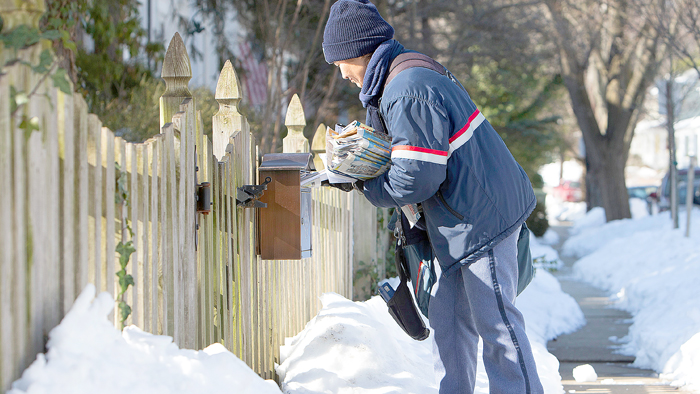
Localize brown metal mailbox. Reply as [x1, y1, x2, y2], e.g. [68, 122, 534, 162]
[257, 153, 313, 260]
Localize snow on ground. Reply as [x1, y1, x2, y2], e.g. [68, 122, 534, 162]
[545, 195, 588, 224]
[9, 284, 282, 394]
[278, 255, 584, 393]
[561, 203, 668, 258]
[566, 206, 700, 392]
[11, 233, 583, 394]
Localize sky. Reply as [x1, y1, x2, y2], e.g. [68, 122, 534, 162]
[8, 200, 700, 394]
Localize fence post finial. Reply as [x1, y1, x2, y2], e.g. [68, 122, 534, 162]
[311, 123, 326, 170]
[283, 94, 308, 153]
[0, 0, 46, 31]
[160, 32, 192, 129]
[212, 60, 247, 160]
[215, 60, 242, 107]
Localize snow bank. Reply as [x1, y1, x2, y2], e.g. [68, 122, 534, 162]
[572, 208, 700, 391]
[9, 284, 281, 394]
[569, 206, 606, 236]
[8, 232, 588, 394]
[547, 196, 648, 230]
[277, 292, 437, 394]
[278, 267, 585, 394]
[561, 207, 669, 258]
[545, 195, 587, 224]
[629, 198, 651, 219]
[538, 228, 560, 246]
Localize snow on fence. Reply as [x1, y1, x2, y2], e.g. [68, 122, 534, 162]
[0, 3, 376, 389]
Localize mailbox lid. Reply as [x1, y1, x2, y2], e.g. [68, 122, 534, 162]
[260, 153, 313, 171]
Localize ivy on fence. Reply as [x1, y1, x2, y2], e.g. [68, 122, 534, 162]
[1, 15, 73, 139]
[115, 162, 135, 329]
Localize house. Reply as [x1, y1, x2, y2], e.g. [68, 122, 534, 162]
[629, 68, 700, 175]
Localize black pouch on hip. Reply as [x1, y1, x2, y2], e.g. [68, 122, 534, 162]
[385, 237, 430, 341]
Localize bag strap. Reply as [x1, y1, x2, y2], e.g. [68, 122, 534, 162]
[393, 217, 412, 283]
[385, 52, 446, 88]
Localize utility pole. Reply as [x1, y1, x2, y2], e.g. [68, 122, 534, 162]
[666, 75, 679, 229]
[686, 135, 697, 238]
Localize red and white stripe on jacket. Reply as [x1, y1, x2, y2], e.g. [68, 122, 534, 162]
[390, 109, 486, 164]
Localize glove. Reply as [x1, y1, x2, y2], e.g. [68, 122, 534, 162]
[321, 179, 354, 192]
[353, 180, 365, 195]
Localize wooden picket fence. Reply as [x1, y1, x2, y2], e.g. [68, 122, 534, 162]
[0, 4, 379, 390]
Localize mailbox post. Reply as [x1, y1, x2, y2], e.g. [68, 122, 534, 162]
[257, 153, 313, 260]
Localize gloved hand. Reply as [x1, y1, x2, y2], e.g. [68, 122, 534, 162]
[353, 180, 365, 194]
[321, 179, 355, 192]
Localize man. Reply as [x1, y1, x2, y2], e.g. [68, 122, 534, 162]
[322, 0, 544, 393]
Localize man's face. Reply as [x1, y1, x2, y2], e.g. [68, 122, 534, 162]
[333, 56, 370, 88]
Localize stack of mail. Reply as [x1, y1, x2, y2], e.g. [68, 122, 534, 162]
[325, 121, 391, 182]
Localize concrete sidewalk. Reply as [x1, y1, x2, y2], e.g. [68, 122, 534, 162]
[545, 225, 691, 394]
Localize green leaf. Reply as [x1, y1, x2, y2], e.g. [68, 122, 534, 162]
[119, 274, 134, 290]
[63, 40, 77, 53]
[51, 68, 72, 94]
[48, 17, 62, 30]
[0, 15, 4, 33]
[41, 30, 62, 41]
[118, 301, 132, 323]
[32, 50, 54, 74]
[119, 254, 129, 268]
[1, 25, 41, 49]
[60, 30, 77, 53]
[10, 86, 28, 113]
[14, 92, 29, 107]
[20, 116, 40, 140]
[19, 116, 40, 133]
[116, 241, 136, 268]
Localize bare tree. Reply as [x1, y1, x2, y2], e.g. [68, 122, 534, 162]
[663, 0, 700, 77]
[542, 0, 668, 221]
[201, 0, 574, 161]
[193, 0, 336, 153]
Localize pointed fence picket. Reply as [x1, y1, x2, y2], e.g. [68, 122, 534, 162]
[0, 2, 376, 388]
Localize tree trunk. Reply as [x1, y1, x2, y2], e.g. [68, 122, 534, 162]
[584, 136, 631, 221]
[544, 0, 665, 222]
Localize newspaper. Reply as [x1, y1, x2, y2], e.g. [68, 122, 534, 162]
[324, 121, 421, 228]
[325, 121, 391, 183]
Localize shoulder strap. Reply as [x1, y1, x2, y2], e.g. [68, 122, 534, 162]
[385, 52, 446, 88]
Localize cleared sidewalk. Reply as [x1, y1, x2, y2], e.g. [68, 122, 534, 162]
[546, 225, 691, 394]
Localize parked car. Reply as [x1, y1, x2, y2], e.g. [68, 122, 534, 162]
[628, 185, 659, 215]
[657, 168, 700, 212]
[552, 180, 583, 202]
[628, 185, 658, 200]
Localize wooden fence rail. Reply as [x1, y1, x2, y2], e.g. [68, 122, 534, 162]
[0, 3, 378, 389]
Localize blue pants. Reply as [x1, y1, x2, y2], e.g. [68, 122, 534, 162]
[428, 229, 543, 394]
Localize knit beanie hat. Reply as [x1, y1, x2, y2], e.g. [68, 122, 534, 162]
[322, 0, 394, 64]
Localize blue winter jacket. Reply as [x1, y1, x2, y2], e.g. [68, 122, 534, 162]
[360, 65, 536, 276]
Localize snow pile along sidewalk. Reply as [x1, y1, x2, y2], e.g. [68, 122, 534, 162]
[569, 207, 700, 391]
[561, 206, 669, 258]
[9, 284, 281, 394]
[278, 265, 584, 393]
